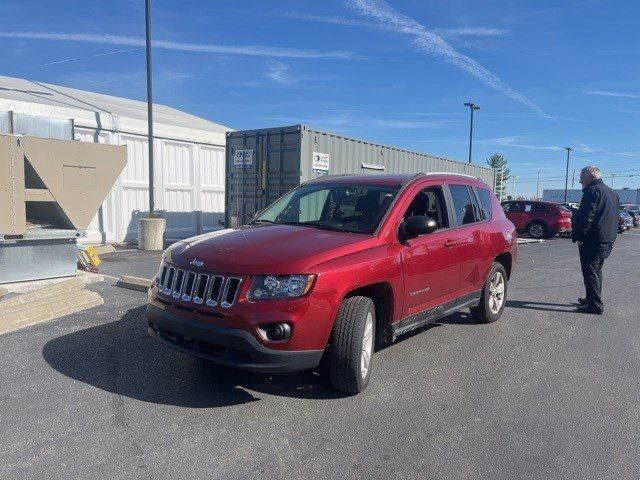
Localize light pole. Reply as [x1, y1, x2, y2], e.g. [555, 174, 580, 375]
[138, 0, 166, 250]
[463, 102, 481, 164]
[536, 171, 540, 199]
[145, 0, 154, 215]
[512, 175, 519, 199]
[563, 147, 573, 204]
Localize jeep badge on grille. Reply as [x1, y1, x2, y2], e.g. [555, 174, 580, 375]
[189, 259, 204, 267]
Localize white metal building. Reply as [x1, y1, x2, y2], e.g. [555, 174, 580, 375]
[0, 75, 230, 243]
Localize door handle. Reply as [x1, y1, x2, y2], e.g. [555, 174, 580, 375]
[444, 239, 457, 248]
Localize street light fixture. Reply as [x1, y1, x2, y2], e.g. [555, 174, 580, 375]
[463, 102, 481, 164]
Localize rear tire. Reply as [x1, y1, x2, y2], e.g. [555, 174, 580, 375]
[527, 221, 547, 239]
[470, 263, 508, 323]
[328, 296, 375, 393]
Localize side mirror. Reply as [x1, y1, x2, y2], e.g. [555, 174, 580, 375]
[399, 215, 438, 240]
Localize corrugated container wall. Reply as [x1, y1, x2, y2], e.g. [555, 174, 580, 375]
[225, 125, 496, 227]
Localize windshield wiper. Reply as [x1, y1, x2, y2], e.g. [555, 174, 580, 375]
[249, 219, 276, 225]
[281, 221, 346, 232]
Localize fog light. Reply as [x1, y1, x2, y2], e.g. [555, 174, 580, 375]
[258, 322, 292, 341]
[273, 323, 291, 340]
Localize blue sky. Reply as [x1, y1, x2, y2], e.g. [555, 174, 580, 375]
[1, 0, 640, 196]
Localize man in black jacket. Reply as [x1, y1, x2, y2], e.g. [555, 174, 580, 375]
[571, 166, 619, 314]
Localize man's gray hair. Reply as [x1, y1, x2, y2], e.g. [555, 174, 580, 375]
[582, 165, 602, 180]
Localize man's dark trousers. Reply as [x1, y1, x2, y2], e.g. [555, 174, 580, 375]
[578, 241, 613, 312]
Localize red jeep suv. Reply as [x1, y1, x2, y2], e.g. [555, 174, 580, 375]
[501, 200, 572, 239]
[147, 173, 517, 393]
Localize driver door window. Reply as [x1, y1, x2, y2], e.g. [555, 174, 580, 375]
[403, 186, 448, 229]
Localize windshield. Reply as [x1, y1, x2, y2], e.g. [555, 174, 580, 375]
[253, 183, 400, 234]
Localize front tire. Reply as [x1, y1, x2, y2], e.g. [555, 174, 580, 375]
[328, 296, 375, 393]
[470, 263, 508, 323]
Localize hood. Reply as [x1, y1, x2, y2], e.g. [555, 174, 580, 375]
[164, 225, 377, 275]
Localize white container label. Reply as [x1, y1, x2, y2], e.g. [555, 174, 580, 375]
[233, 149, 253, 169]
[312, 152, 330, 175]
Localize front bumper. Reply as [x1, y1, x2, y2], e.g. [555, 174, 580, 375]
[147, 304, 324, 373]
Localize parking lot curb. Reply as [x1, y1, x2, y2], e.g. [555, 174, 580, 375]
[92, 244, 116, 255]
[0, 278, 86, 310]
[0, 290, 104, 335]
[1, 272, 103, 295]
[116, 275, 153, 292]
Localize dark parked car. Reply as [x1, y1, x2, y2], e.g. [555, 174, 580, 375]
[501, 200, 572, 238]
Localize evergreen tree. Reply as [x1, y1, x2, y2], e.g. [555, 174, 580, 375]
[487, 153, 510, 198]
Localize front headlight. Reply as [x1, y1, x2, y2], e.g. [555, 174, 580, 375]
[248, 275, 315, 300]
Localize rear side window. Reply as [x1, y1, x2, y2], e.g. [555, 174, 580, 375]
[531, 204, 547, 213]
[449, 184, 480, 226]
[475, 188, 494, 220]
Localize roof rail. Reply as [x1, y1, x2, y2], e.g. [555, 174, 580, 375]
[421, 172, 478, 179]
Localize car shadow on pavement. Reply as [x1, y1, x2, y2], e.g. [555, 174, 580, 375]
[505, 300, 575, 313]
[42, 306, 350, 408]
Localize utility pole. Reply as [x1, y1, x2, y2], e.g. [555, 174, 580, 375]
[563, 147, 573, 204]
[145, 0, 155, 215]
[571, 168, 576, 188]
[463, 102, 481, 164]
[611, 173, 616, 189]
[536, 171, 540, 199]
[512, 175, 519, 199]
[499, 164, 505, 201]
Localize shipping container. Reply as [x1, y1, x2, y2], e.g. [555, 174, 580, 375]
[225, 125, 497, 227]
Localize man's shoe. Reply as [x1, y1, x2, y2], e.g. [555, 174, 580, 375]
[576, 304, 603, 315]
[577, 297, 590, 305]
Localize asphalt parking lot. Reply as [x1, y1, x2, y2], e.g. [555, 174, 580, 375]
[2, 232, 640, 480]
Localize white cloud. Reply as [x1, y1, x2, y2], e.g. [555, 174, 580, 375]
[0, 31, 352, 59]
[585, 90, 640, 99]
[346, 0, 546, 116]
[42, 47, 143, 66]
[265, 61, 296, 85]
[477, 135, 562, 151]
[433, 27, 509, 37]
[280, 12, 376, 28]
[571, 140, 594, 153]
[370, 119, 457, 128]
[614, 151, 640, 157]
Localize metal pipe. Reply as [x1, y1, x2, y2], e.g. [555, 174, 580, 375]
[145, 0, 155, 215]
